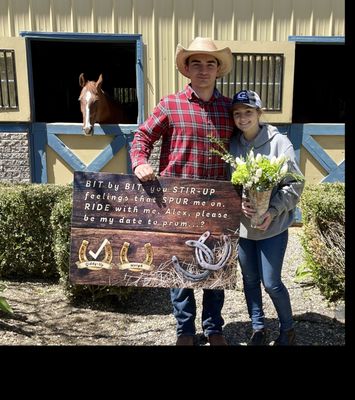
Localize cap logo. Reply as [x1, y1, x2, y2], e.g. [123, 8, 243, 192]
[236, 91, 249, 102]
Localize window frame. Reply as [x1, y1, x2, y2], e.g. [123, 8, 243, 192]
[214, 40, 296, 123]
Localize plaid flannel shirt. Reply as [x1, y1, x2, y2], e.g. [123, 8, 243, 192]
[130, 84, 234, 180]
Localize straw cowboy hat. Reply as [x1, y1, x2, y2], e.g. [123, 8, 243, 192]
[175, 37, 233, 78]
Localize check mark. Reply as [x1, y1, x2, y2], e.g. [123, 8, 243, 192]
[89, 239, 109, 259]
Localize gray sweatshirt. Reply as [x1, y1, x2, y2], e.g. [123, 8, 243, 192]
[230, 124, 305, 240]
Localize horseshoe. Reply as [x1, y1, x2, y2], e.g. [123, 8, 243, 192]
[172, 256, 211, 282]
[142, 243, 154, 265]
[120, 242, 130, 264]
[102, 240, 113, 264]
[78, 240, 89, 263]
[119, 242, 154, 272]
[196, 235, 232, 271]
[185, 230, 214, 264]
[186, 232, 232, 271]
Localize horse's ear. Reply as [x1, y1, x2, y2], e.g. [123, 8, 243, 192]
[79, 73, 86, 87]
[96, 74, 103, 88]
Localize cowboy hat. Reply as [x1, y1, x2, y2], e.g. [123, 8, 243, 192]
[175, 37, 233, 78]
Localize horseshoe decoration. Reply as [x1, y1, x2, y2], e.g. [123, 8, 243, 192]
[187, 234, 232, 271]
[76, 239, 114, 270]
[172, 256, 211, 282]
[172, 231, 232, 281]
[185, 230, 214, 265]
[78, 240, 89, 263]
[171, 231, 213, 282]
[119, 242, 155, 272]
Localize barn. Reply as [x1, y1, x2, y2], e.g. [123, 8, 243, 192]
[0, 0, 345, 185]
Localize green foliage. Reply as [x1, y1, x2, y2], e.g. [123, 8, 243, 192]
[0, 283, 13, 314]
[0, 184, 71, 279]
[299, 183, 345, 302]
[0, 182, 133, 303]
[300, 182, 344, 226]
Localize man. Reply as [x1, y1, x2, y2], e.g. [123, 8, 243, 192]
[130, 37, 234, 346]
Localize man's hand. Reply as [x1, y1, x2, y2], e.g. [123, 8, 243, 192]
[134, 163, 156, 181]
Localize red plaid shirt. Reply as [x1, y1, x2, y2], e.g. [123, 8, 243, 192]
[130, 84, 234, 180]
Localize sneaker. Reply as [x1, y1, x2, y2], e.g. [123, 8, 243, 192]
[248, 329, 267, 345]
[273, 328, 296, 346]
[208, 334, 228, 346]
[176, 335, 195, 346]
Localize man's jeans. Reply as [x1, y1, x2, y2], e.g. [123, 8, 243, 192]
[170, 288, 225, 337]
[238, 229, 294, 332]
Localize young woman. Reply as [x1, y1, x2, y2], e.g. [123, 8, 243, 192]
[230, 90, 305, 345]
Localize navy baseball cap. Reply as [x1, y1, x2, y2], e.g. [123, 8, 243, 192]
[232, 90, 263, 109]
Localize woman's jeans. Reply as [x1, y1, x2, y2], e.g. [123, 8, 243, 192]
[238, 230, 294, 332]
[170, 288, 225, 337]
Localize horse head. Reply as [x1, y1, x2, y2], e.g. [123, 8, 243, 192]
[79, 73, 132, 135]
[78, 73, 104, 136]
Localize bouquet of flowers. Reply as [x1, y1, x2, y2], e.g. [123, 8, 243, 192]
[209, 136, 304, 227]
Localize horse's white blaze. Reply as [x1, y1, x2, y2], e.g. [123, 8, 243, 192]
[84, 91, 92, 129]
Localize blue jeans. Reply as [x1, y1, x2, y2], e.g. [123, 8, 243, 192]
[170, 288, 225, 337]
[238, 230, 294, 332]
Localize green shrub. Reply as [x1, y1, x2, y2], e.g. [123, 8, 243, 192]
[299, 183, 345, 302]
[0, 184, 71, 279]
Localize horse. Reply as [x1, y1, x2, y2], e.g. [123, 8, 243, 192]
[78, 73, 130, 135]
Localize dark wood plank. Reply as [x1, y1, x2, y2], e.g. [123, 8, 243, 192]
[70, 172, 242, 289]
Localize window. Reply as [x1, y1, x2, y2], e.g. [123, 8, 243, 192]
[216, 53, 284, 111]
[0, 49, 18, 110]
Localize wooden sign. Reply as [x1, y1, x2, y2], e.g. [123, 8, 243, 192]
[70, 171, 241, 289]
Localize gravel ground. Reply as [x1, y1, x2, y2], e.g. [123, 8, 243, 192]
[0, 227, 345, 346]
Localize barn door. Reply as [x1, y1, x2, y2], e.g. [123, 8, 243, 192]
[31, 123, 137, 184]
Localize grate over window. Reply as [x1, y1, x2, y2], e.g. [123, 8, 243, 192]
[216, 53, 284, 111]
[0, 49, 19, 110]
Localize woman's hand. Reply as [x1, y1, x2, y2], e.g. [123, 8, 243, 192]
[255, 211, 273, 231]
[242, 198, 273, 231]
[241, 198, 255, 219]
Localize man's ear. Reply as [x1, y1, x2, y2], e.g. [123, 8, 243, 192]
[183, 63, 190, 77]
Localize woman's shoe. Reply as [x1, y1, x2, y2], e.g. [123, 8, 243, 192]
[273, 328, 296, 346]
[248, 328, 267, 345]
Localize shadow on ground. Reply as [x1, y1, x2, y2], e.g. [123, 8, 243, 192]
[223, 313, 345, 346]
[71, 286, 173, 315]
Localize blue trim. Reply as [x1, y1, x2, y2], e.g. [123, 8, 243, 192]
[0, 123, 29, 132]
[302, 124, 344, 135]
[30, 123, 138, 182]
[136, 37, 145, 124]
[30, 123, 48, 183]
[20, 32, 142, 42]
[303, 135, 337, 173]
[288, 35, 345, 44]
[24, 38, 35, 121]
[322, 160, 345, 183]
[46, 123, 138, 135]
[288, 125, 303, 165]
[47, 134, 86, 171]
[87, 134, 127, 171]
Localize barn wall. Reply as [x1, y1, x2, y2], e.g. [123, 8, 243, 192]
[0, 0, 345, 115]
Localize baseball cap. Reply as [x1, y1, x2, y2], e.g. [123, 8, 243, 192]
[232, 90, 263, 109]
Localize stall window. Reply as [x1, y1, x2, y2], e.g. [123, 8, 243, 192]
[0, 49, 18, 110]
[217, 53, 284, 111]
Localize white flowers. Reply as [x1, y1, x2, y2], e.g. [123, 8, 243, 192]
[208, 135, 304, 191]
[230, 150, 293, 191]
